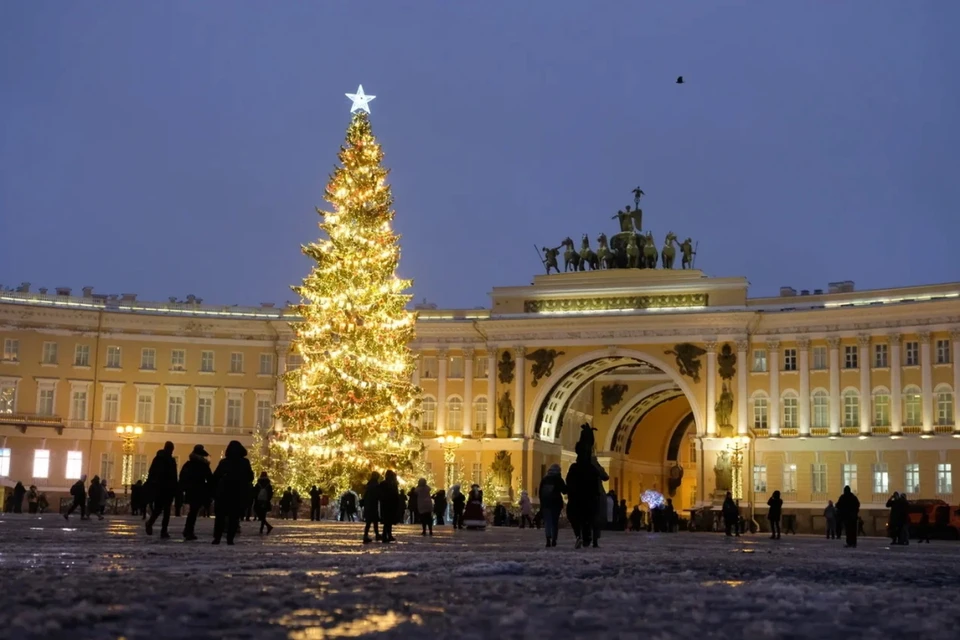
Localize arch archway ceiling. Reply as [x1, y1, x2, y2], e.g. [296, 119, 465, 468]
[611, 390, 687, 455]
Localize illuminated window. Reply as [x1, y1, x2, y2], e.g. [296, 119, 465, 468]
[842, 390, 860, 427]
[811, 390, 829, 428]
[782, 394, 798, 428]
[421, 397, 436, 429]
[811, 463, 827, 493]
[65, 451, 83, 479]
[936, 464, 953, 495]
[842, 464, 858, 493]
[782, 464, 797, 493]
[872, 391, 890, 427]
[0, 448, 11, 477]
[33, 450, 50, 479]
[752, 350, 767, 373]
[872, 463, 889, 494]
[752, 395, 768, 429]
[752, 465, 767, 493]
[903, 386, 921, 426]
[473, 396, 487, 432]
[904, 463, 920, 494]
[446, 397, 463, 431]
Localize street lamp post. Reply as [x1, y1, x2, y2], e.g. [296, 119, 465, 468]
[437, 434, 463, 490]
[116, 425, 143, 495]
[728, 438, 746, 502]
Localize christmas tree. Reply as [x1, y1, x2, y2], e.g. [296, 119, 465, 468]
[268, 92, 421, 492]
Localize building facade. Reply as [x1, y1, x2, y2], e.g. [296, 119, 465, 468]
[2, 270, 958, 532]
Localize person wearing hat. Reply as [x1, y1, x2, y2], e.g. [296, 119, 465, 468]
[179, 444, 213, 541]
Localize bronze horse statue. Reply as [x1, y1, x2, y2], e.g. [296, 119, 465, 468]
[596, 233, 615, 270]
[560, 237, 581, 272]
[579, 234, 599, 271]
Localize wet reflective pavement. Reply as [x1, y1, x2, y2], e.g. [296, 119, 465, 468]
[2, 515, 959, 639]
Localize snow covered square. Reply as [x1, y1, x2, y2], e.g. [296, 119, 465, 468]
[1, 515, 958, 640]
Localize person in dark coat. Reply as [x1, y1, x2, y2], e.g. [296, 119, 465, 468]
[836, 485, 861, 548]
[433, 489, 448, 526]
[539, 463, 567, 547]
[309, 485, 321, 521]
[87, 476, 107, 520]
[917, 511, 931, 543]
[885, 492, 904, 544]
[767, 490, 783, 539]
[130, 480, 143, 516]
[722, 491, 739, 537]
[629, 505, 643, 531]
[11, 482, 26, 514]
[211, 440, 254, 545]
[144, 442, 178, 538]
[179, 444, 213, 541]
[64, 476, 87, 520]
[565, 424, 607, 549]
[362, 472, 381, 543]
[451, 485, 466, 530]
[280, 488, 293, 519]
[253, 471, 274, 535]
[378, 470, 400, 543]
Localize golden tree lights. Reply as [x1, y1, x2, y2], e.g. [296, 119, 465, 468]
[267, 106, 422, 492]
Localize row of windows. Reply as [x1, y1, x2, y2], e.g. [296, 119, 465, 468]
[751, 339, 953, 373]
[0, 448, 159, 485]
[753, 462, 953, 496]
[420, 396, 488, 431]
[0, 339, 275, 375]
[0, 384, 273, 429]
[418, 356, 489, 380]
[751, 387, 956, 429]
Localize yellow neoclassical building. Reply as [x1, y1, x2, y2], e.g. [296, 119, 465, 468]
[1, 269, 958, 532]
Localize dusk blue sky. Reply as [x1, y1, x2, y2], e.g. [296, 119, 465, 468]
[2, 2, 959, 309]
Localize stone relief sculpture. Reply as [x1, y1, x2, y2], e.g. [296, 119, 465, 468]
[491, 451, 515, 500]
[497, 351, 515, 384]
[497, 391, 514, 437]
[667, 463, 684, 497]
[525, 348, 565, 387]
[600, 383, 629, 415]
[664, 343, 708, 383]
[717, 343, 737, 380]
[714, 450, 732, 492]
[715, 382, 734, 430]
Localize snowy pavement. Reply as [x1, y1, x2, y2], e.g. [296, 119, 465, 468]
[1, 515, 959, 640]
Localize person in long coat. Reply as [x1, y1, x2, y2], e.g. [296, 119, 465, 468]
[253, 472, 274, 535]
[362, 472, 381, 544]
[378, 470, 400, 543]
[179, 444, 213, 541]
[565, 424, 607, 548]
[211, 440, 254, 545]
[767, 490, 783, 539]
[836, 485, 861, 548]
[144, 441, 178, 538]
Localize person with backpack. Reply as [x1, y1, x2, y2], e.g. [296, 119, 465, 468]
[253, 471, 274, 535]
[64, 475, 87, 520]
[211, 440, 254, 545]
[539, 464, 567, 547]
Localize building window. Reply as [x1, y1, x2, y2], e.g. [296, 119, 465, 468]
[259, 353, 274, 375]
[872, 391, 890, 427]
[226, 397, 243, 427]
[286, 353, 302, 371]
[133, 454, 148, 481]
[448, 357, 463, 379]
[136, 393, 154, 424]
[446, 397, 463, 431]
[843, 345, 858, 369]
[230, 353, 244, 374]
[872, 463, 889, 494]
[473, 396, 487, 432]
[936, 388, 954, 426]
[874, 344, 888, 368]
[170, 349, 186, 371]
[472, 462, 482, 486]
[421, 357, 437, 379]
[905, 341, 919, 366]
[42, 342, 59, 365]
[421, 397, 436, 429]
[752, 396, 768, 429]
[812, 346, 827, 370]
[38, 388, 55, 416]
[100, 453, 115, 485]
[33, 450, 50, 479]
[782, 463, 797, 493]
[197, 395, 213, 427]
[811, 463, 827, 494]
[167, 395, 184, 425]
[70, 390, 88, 421]
[904, 387, 921, 426]
[1, 384, 17, 414]
[752, 349, 767, 373]
[106, 346, 122, 368]
[936, 339, 950, 365]
[2, 338, 19, 361]
[200, 351, 215, 372]
[474, 357, 489, 379]
[256, 399, 272, 428]
[140, 348, 156, 371]
[688, 439, 698, 463]
[782, 394, 799, 428]
[782, 349, 797, 372]
[811, 390, 829, 428]
[0, 448, 10, 477]
[936, 463, 953, 495]
[753, 465, 767, 493]
[842, 390, 860, 427]
[103, 392, 119, 423]
[65, 451, 83, 479]
[904, 463, 920, 494]
[842, 463, 858, 493]
[74, 344, 91, 367]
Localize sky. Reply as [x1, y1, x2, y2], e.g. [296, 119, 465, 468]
[2, 2, 959, 310]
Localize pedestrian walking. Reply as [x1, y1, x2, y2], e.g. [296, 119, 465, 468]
[416, 478, 434, 536]
[179, 444, 213, 541]
[519, 490, 534, 529]
[64, 475, 87, 520]
[432, 488, 447, 526]
[362, 472, 381, 544]
[211, 440, 254, 545]
[27, 485, 39, 514]
[565, 424, 608, 549]
[538, 463, 567, 547]
[309, 485, 321, 521]
[722, 491, 739, 537]
[87, 476, 107, 520]
[767, 490, 783, 539]
[378, 470, 399, 543]
[254, 472, 274, 535]
[451, 485, 465, 530]
[144, 442, 178, 539]
[824, 500, 837, 539]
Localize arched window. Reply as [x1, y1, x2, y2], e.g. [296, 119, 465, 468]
[782, 391, 799, 429]
[935, 384, 955, 426]
[421, 396, 437, 430]
[446, 396, 463, 431]
[473, 396, 488, 432]
[811, 389, 829, 428]
[751, 393, 769, 429]
[872, 387, 891, 427]
[903, 386, 921, 427]
[842, 389, 860, 428]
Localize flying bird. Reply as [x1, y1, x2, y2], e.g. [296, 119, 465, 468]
[676, 76, 684, 84]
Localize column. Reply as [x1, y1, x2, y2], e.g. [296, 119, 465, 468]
[462, 348, 474, 437]
[798, 337, 810, 436]
[436, 349, 448, 434]
[513, 347, 525, 438]
[953, 330, 960, 431]
[705, 341, 717, 436]
[920, 332, 933, 433]
[736, 339, 749, 436]
[889, 334, 902, 433]
[828, 337, 841, 435]
[767, 339, 780, 436]
[411, 353, 421, 387]
[486, 349, 497, 437]
[858, 335, 872, 434]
